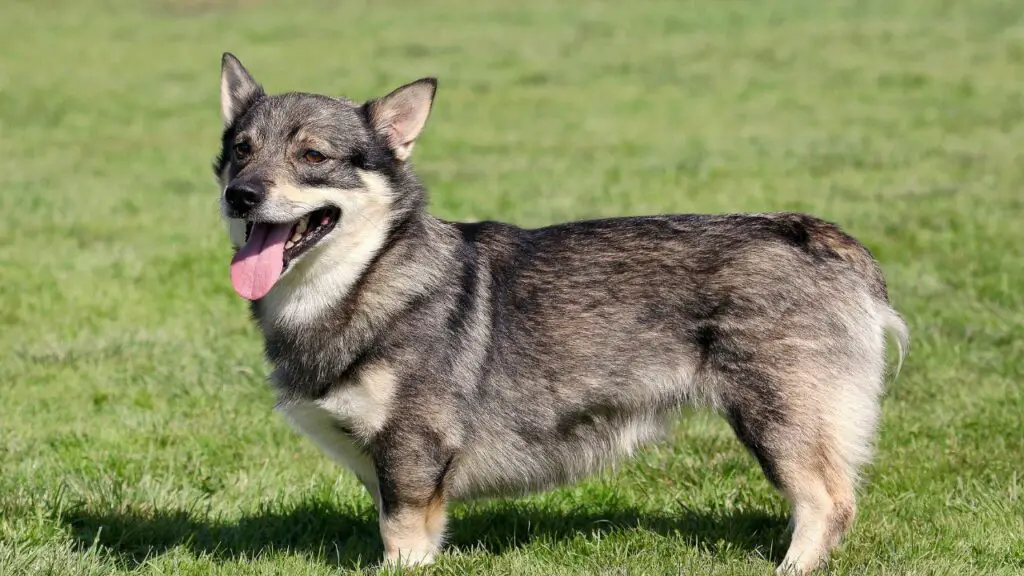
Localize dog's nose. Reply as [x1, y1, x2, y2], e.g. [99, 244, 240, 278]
[224, 181, 266, 215]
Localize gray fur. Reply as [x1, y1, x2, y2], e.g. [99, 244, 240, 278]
[214, 53, 908, 574]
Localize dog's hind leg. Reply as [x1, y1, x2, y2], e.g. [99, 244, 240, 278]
[771, 455, 856, 575]
[722, 369, 878, 575]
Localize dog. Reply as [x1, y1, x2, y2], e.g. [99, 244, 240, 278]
[214, 52, 908, 574]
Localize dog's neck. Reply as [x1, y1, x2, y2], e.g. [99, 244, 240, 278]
[253, 208, 458, 398]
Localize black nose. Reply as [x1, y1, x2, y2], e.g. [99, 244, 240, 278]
[224, 181, 266, 215]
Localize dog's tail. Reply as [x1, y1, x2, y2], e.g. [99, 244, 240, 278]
[880, 305, 909, 381]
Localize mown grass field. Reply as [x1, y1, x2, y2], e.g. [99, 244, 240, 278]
[1, 0, 1022, 574]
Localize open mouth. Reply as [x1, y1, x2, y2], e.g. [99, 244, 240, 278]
[244, 207, 341, 266]
[230, 207, 341, 301]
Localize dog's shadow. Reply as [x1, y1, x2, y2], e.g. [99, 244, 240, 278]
[63, 497, 787, 570]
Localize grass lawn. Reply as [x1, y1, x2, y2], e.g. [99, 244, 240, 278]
[1, 0, 1022, 574]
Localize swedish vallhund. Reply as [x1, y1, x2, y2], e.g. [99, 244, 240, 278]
[214, 53, 908, 574]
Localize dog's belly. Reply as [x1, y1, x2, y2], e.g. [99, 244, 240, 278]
[443, 366, 705, 500]
[445, 412, 671, 500]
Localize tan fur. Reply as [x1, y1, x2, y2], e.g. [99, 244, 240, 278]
[379, 497, 447, 567]
[772, 444, 859, 575]
[255, 171, 395, 329]
[315, 363, 396, 438]
[424, 497, 448, 548]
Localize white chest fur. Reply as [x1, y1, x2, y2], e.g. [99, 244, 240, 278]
[277, 400, 377, 492]
[273, 364, 397, 507]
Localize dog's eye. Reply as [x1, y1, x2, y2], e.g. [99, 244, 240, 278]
[233, 142, 251, 160]
[303, 149, 327, 164]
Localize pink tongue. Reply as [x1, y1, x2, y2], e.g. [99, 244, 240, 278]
[230, 223, 293, 301]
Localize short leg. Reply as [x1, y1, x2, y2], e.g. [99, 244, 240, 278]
[373, 432, 452, 568]
[379, 496, 448, 567]
[724, 375, 869, 575]
[774, 460, 856, 575]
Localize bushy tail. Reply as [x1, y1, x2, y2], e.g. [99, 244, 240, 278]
[881, 306, 910, 380]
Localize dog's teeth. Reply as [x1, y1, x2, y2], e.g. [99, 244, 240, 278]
[296, 218, 308, 233]
[291, 231, 302, 243]
[285, 240, 295, 249]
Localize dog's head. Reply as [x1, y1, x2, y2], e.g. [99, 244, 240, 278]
[214, 53, 436, 302]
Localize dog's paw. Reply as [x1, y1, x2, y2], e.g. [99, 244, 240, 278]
[775, 557, 822, 576]
[381, 548, 435, 571]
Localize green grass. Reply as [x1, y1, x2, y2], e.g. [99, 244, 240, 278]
[1, 0, 1022, 574]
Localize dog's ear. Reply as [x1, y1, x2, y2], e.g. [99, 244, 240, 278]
[220, 53, 264, 126]
[366, 78, 437, 162]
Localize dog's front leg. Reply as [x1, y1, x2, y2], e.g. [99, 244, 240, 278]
[374, 443, 450, 567]
[378, 496, 447, 567]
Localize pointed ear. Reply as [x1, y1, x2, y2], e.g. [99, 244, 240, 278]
[220, 53, 264, 126]
[366, 78, 437, 162]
